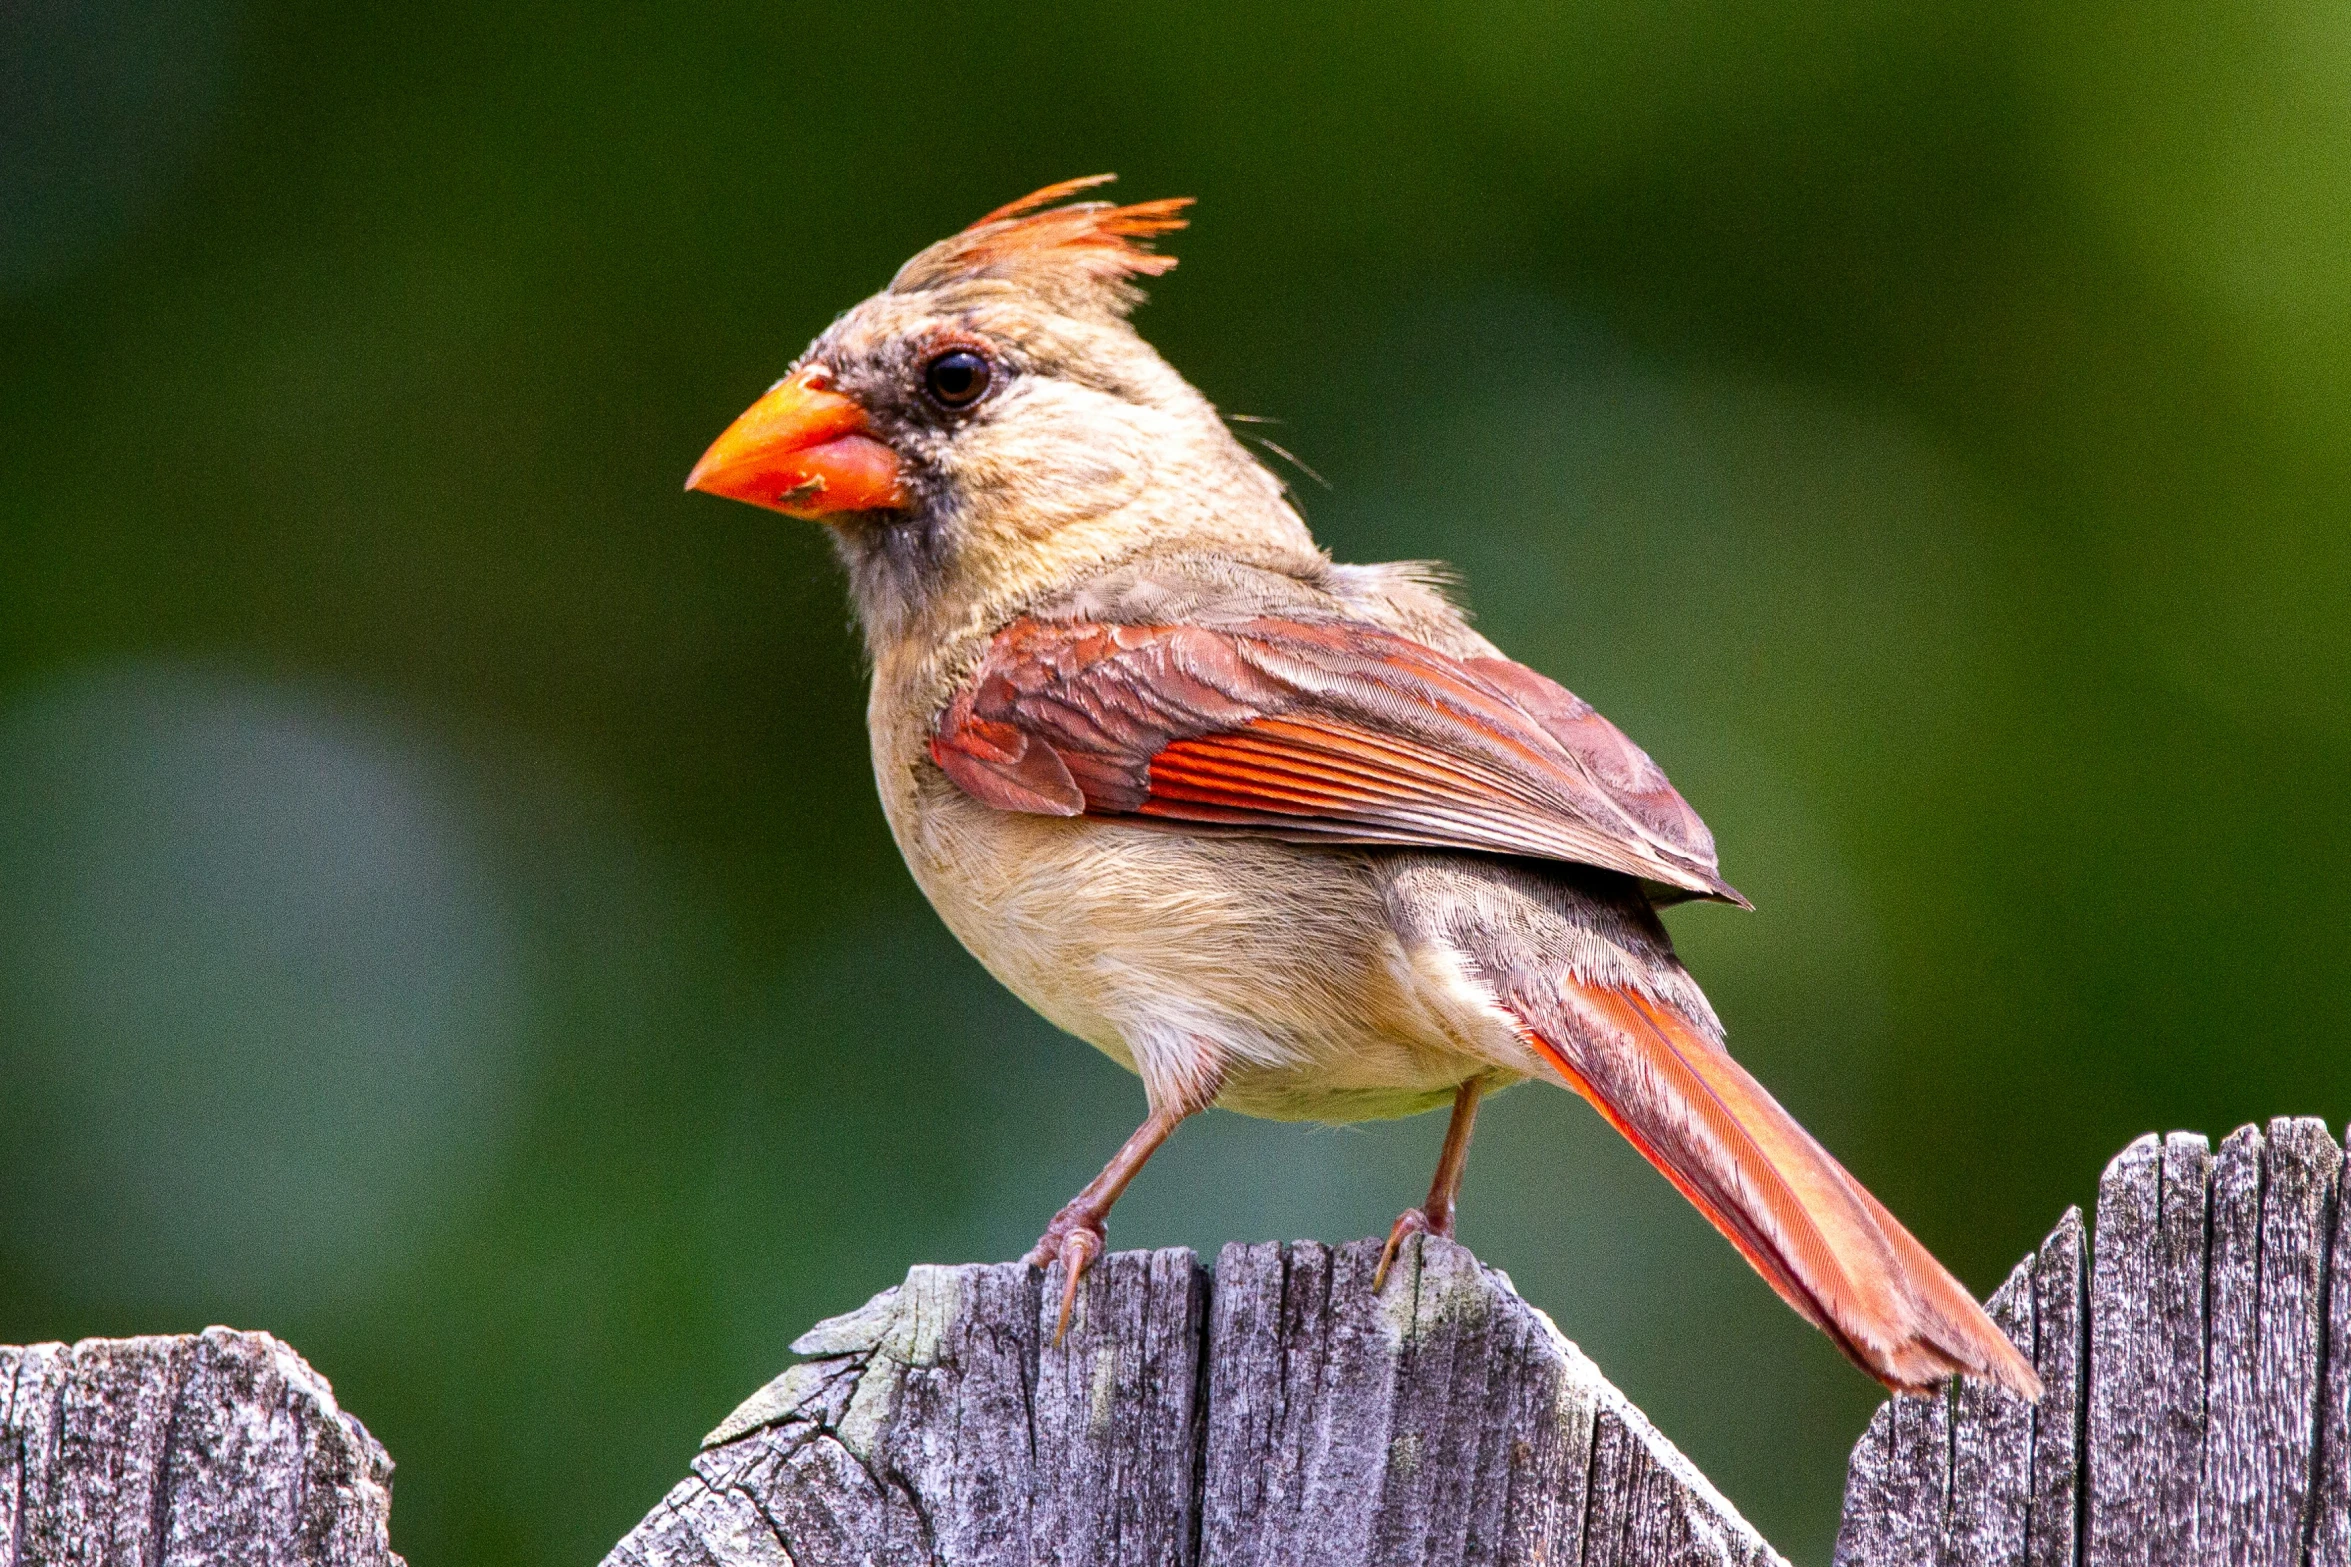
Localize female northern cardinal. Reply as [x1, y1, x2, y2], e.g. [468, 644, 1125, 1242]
[686, 177, 2038, 1399]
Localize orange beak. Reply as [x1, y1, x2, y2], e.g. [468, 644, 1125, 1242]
[683, 367, 907, 518]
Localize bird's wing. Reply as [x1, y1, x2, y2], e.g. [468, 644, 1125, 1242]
[1503, 972, 2039, 1397]
[930, 614, 1743, 905]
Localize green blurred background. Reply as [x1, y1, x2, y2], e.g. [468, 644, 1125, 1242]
[4, 0, 2347, 1559]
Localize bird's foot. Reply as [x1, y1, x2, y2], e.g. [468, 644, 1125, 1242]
[1024, 1206, 1108, 1345]
[1373, 1204, 1453, 1292]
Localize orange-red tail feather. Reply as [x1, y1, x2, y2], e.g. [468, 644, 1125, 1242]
[1513, 981, 2040, 1399]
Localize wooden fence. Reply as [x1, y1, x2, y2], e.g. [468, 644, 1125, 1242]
[4, 1119, 2345, 1565]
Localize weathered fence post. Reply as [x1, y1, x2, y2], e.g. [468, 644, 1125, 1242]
[9, 1119, 2349, 1565]
[606, 1235, 1783, 1567]
[1835, 1116, 2351, 1567]
[0, 1326, 401, 1565]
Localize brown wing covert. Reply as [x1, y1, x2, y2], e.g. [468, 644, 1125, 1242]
[930, 615, 1745, 906]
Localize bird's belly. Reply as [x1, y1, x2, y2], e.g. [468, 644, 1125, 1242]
[889, 785, 1478, 1121]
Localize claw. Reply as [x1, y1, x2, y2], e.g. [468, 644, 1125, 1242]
[1026, 1208, 1108, 1345]
[1374, 1206, 1442, 1292]
[1052, 1228, 1101, 1345]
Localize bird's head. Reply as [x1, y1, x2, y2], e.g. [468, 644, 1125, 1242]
[686, 177, 1315, 646]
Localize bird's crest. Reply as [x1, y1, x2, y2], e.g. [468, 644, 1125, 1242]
[892, 175, 1193, 317]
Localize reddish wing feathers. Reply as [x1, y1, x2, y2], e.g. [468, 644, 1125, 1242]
[1510, 979, 2041, 1397]
[1462, 656, 1722, 868]
[930, 616, 1744, 904]
[928, 613, 2033, 1395]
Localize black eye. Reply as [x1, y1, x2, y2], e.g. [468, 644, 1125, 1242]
[923, 349, 993, 409]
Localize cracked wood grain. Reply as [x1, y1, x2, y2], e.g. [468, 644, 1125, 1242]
[1836, 1118, 2349, 1567]
[609, 1237, 1784, 1567]
[2200, 1119, 2338, 1564]
[16, 1123, 2344, 1566]
[0, 1325, 400, 1567]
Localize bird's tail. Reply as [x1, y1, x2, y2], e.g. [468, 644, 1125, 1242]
[1509, 979, 2040, 1399]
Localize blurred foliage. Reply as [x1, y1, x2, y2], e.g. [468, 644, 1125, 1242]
[4, 0, 2348, 1559]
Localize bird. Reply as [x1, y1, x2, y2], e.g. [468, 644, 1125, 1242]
[684, 175, 2041, 1400]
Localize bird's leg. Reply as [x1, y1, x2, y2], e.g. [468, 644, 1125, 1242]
[1026, 1099, 1198, 1344]
[1375, 1076, 1489, 1291]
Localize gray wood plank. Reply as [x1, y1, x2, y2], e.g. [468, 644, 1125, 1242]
[1830, 1369, 1948, 1567]
[1577, 1381, 1780, 1567]
[2201, 1124, 2269, 1560]
[1189, 1238, 1299, 1567]
[0, 1327, 399, 1567]
[2310, 1123, 2351, 1567]
[1031, 1247, 1207, 1567]
[0, 1346, 17, 1566]
[1829, 1231, 2044, 1567]
[2086, 1130, 2212, 1567]
[2252, 1117, 2337, 1562]
[620, 1252, 1202, 1567]
[2082, 1130, 2163, 1567]
[1198, 1237, 1783, 1567]
[0, 1343, 68, 1567]
[2024, 1206, 2086, 1567]
[1946, 1252, 2036, 1567]
[2154, 1133, 2218, 1554]
[2198, 1118, 2340, 1565]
